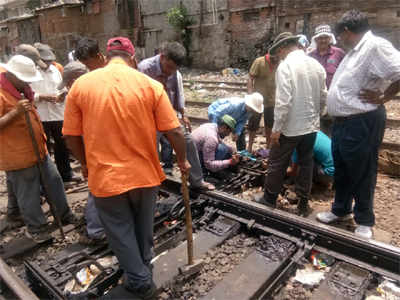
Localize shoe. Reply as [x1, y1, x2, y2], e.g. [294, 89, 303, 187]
[253, 192, 276, 208]
[6, 214, 24, 229]
[192, 181, 215, 191]
[316, 211, 352, 224]
[297, 198, 312, 217]
[78, 232, 106, 246]
[61, 213, 83, 226]
[126, 281, 157, 299]
[355, 225, 373, 239]
[25, 229, 52, 243]
[163, 168, 173, 176]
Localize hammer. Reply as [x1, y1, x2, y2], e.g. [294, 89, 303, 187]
[24, 105, 65, 239]
[178, 173, 204, 276]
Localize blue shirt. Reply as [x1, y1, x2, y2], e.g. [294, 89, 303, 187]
[208, 97, 248, 135]
[138, 55, 184, 112]
[292, 131, 334, 176]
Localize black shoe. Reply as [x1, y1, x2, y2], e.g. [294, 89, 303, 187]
[25, 229, 52, 243]
[61, 213, 83, 226]
[297, 198, 312, 217]
[127, 281, 157, 299]
[253, 192, 276, 208]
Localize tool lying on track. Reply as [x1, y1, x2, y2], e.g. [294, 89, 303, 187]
[178, 173, 204, 276]
[24, 105, 65, 239]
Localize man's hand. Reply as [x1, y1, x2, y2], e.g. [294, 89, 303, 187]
[55, 92, 67, 103]
[181, 116, 192, 132]
[230, 154, 240, 166]
[81, 164, 88, 179]
[270, 131, 281, 147]
[177, 160, 191, 175]
[16, 99, 31, 115]
[40, 95, 57, 103]
[232, 134, 239, 142]
[359, 89, 383, 105]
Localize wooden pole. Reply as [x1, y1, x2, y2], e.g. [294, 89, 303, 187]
[181, 173, 194, 265]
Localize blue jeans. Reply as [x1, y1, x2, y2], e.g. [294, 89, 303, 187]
[6, 155, 70, 232]
[331, 106, 386, 226]
[160, 134, 173, 169]
[86, 193, 105, 239]
[199, 143, 232, 172]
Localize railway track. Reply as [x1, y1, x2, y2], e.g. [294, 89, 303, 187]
[184, 79, 247, 93]
[1, 165, 399, 299]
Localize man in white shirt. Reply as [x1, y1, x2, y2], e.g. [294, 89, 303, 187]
[30, 44, 77, 183]
[255, 32, 327, 217]
[317, 10, 400, 239]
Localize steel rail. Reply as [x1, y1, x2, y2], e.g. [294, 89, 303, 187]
[162, 179, 400, 280]
[0, 257, 40, 300]
[183, 79, 246, 86]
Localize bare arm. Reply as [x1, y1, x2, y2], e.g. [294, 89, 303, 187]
[64, 135, 87, 177]
[247, 130, 257, 153]
[247, 76, 255, 94]
[360, 80, 400, 104]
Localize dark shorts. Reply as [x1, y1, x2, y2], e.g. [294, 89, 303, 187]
[248, 106, 274, 131]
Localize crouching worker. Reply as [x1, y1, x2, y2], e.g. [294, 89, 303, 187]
[191, 114, 240, 176]
[287, 131, 334, 187]
[0, 55, 79, 243]
[208, 93, 264, 151]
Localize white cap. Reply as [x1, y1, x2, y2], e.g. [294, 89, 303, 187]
[0, 55, 42, 83]
[245, 92, 264, 114]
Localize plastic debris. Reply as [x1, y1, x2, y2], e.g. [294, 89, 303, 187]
[293, 265, 325, 286]
[310, 251, 335, 269]
[377, 279, 400, 300]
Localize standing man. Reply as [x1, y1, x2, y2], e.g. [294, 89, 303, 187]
[255, 32, 327, 216]
[317, 10, 400, 239]
[0, 55, 78, 242]
[74, 37, 106, 71]
[63, 37, 190, 298]
[247, 52, 279, 151]
[26, 44, 78, 184]
[309, 25, 346, 136]
[138, 41, 189, 175]
[208, 93, 264, 151]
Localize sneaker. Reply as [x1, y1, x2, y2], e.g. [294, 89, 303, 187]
[25, 229, 52, 243]
[163, 168, 173, 176]
[355, 225, 373, 239]
[316, 211, 352, 224]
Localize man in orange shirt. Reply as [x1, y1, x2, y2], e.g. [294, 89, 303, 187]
[0, 55, 79, 243]
[63, 37, 190, 298]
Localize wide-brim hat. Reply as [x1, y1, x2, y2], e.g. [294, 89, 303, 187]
[269, 32, 300, 55]
[310, 24, 337, 49]
[0, 55, 43, 83]
[245, 92, 264, 114]
[58, 61, 88, 89]
[35, 43, 56, 61]
[15, 44, 47, 69]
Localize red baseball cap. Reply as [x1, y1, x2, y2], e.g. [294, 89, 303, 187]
[106, 37, 135, 56]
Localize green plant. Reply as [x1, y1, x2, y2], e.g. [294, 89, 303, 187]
[167, 4, 195, 59]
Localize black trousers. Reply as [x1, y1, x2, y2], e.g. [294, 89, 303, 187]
[264, 132, 317, 202]
[331, 106, 386, 226]
[42, 121, 72, 182]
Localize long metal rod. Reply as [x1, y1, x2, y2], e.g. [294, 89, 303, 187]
[24, 110, 65, 239]
[181, 173, 194, 265]
[0, 257, 40, 300]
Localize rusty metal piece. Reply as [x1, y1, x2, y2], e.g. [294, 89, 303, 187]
[0, 257, 40, 300]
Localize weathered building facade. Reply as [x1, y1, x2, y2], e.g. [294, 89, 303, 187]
[0, 0, 399, 68]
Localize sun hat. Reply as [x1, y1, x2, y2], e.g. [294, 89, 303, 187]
[14, 44, 47, 69]
[58, 61, 88, 89]
[310, 25, 337, 49]
[269, 32, 300, 55]
[245, 92, 264, 114]
[221, 114, 236, 130]
[107, 37, 135, 56]
[35, 43, 56, 61]
[0, 55, 43, 83]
